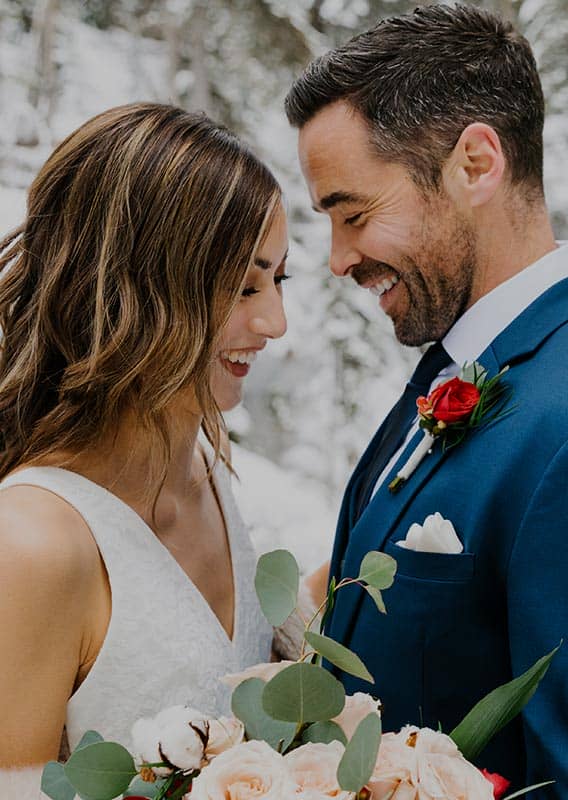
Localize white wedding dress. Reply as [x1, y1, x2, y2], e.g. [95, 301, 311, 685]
[0, 436, 272, 753]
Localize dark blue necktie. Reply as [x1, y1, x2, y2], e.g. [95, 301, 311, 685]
[353, 342, 453, 520]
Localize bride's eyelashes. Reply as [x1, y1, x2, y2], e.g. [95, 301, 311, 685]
[241, 274, 291, 297]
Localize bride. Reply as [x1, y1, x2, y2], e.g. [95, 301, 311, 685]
[0, 103, 289, 771]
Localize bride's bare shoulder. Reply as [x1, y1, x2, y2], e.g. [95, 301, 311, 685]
[0, 481, 98, 566]
[0, 483, 106, 765]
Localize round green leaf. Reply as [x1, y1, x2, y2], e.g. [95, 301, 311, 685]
[75, 730, 104, 751]
[41, 761, 77, 800]
[231, 677, 296, 752]
[337, 712, 382, 793]
[262, 662, 345, 724]
[357, 552, 397, 590]
[304, 631, 374, 684]
[64, 741, 137, 800]
[365, 585, 386, 615]
[301, 720, 347, 746]
[255, 549, 300, 626]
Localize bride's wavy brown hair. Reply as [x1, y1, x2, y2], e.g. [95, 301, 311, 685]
[0, 103, 281, 488]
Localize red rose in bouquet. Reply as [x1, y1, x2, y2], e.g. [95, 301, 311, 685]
[480, 768, 511, 799]
[418, 377, 481, 424]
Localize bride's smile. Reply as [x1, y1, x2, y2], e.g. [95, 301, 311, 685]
[212, 204, 288, 412]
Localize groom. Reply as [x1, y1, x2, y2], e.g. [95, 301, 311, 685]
[285, 4, 567, 796]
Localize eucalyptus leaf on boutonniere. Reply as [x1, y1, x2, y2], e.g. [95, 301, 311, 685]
[389, 362, 514, 494]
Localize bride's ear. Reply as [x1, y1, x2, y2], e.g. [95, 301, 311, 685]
[443, 123, 506, 209]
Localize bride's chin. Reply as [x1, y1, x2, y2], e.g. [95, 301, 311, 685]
[211, 371, 245, 413]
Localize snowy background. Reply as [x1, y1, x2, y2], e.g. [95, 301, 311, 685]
[1, 0, 567, 572]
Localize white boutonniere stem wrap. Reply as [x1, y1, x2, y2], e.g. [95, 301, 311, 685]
[389, 362, 513, 494]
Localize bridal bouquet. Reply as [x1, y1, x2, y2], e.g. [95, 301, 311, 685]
[42, 549, 555, 800]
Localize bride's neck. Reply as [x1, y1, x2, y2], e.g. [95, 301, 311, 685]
[41, 403, 205, 530]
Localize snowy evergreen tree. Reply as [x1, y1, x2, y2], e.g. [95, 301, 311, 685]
[0, 0, 566, 501]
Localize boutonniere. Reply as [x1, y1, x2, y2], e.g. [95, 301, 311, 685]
[388, 362, 514, 494]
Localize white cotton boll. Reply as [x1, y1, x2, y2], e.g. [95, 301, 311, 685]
[159, 720, 206, 771]
[154, 705, 205, 728]
[131, 717, 172, 777]
[131, 705, 207, 776]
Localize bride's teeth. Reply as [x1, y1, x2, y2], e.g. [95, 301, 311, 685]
[223, 350, 257, 365]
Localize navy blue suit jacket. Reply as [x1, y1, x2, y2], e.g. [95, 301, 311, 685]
[326, 277, 568, 797]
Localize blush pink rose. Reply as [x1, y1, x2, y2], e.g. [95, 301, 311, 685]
[367, 726, 494, 800]
[190, 739, 296, 800]
[284, 741, 354, 799]
[204, 717, 245, 759]
[332, 692, 382, 741]
[365, 728, 416, 799]
[221, 660, 296, 689]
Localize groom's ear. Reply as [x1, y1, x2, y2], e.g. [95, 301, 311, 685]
[442, 123, 505, 208]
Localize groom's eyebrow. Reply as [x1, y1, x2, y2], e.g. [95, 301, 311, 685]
[314, 191, 367, 212]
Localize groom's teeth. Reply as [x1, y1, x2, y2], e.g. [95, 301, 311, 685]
[369, 275, 399, 298]
[223, 350, 257, 365]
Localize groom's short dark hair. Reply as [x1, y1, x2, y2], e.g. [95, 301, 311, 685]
[285, 4, 545, 198]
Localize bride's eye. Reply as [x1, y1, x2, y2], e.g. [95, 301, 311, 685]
[241, 274, 290, 297]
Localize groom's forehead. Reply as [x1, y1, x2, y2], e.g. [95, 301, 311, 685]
[298, 103, 383, 180]
[300, 102, 365, 141]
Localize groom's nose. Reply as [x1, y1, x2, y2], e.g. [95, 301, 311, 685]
[329, 225, 362, 277]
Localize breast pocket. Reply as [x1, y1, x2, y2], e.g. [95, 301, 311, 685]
[384, 539, 476, 582]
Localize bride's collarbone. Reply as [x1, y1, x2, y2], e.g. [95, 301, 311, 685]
[155, 491, 233, 578]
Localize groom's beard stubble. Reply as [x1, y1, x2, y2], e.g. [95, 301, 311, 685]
[351, 230, 476, 347]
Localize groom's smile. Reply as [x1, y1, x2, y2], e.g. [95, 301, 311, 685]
[298, 100, 476, 346]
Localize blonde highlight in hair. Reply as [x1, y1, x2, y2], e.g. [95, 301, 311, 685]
[0, 103, 282, 492]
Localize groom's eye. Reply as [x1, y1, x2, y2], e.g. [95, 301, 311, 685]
[345, 212, 363, 225]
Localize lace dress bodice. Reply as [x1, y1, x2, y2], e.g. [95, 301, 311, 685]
[0, 440, 272, 751]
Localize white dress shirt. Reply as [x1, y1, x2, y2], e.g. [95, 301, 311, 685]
[370, 242, 568, 499]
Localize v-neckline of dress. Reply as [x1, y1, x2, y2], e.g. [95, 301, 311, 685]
[10, 458, 240, 649]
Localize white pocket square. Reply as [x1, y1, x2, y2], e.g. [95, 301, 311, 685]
[396, 512, 463, 554]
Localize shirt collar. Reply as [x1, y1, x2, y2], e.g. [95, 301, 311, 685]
[442, 242, 568, 367]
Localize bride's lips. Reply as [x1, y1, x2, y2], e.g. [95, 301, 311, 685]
[220, 346, 265, 378]
[222, 359, 250, 378]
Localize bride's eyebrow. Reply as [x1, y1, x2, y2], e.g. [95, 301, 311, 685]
[254, 249, 289, 270]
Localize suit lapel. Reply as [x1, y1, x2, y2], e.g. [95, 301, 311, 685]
[329, 414, 400, 582]
[327, 347, 503, 647]
[328, 423, 448, 646]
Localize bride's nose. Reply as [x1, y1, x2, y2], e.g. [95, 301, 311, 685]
[249, 291, 287, 339]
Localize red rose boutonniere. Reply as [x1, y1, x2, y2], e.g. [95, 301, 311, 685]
[389, 362, 514, 494]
